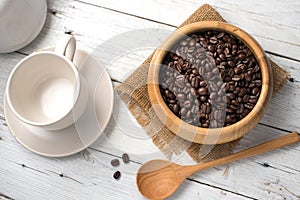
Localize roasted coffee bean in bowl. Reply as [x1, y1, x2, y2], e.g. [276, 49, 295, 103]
[148, 22, 273, 144]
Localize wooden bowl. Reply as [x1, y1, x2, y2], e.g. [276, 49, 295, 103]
[148, 21, 273, 144]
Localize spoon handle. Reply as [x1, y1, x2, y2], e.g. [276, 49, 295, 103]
[182, 132, 299, 178]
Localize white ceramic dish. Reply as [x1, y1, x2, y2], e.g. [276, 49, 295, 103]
[0, 0, 47, 53]
[4, 47, 114, 157]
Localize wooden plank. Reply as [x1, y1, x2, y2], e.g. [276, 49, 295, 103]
[78, 0, 300, 60]
[0, 125, 251, 200]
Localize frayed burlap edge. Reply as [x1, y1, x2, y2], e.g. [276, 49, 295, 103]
[115, 4, 289, 162]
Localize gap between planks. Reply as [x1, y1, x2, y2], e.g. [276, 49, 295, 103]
[0, 193, 15, 200]
[73, 0, 176, 28]
[187, 178, 258, 200]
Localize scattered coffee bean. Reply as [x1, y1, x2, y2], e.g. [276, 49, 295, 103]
[113, 171, 121, 180]
[289, 77, 295, 82]
[111, 159, 120, 167]
[122, 153, 130, 164]
[159, 30, 262, 128]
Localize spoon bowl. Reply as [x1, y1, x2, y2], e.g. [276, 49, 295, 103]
[136, 132, 299, 199]
[136, 160, 182, 199]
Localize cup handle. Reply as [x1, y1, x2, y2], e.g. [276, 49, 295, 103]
[55, 34, 76, 61]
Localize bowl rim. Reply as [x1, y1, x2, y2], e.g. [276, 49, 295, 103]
[148, 21, 273, 144]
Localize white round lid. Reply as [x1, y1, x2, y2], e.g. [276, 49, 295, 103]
[0, 0, 47, 53]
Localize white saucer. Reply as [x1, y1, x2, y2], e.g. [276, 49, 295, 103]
[0, 0, 47, 53]
[4, 47, 114, 157]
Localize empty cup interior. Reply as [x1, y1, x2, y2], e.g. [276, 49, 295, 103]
[8, 53, 79, 125]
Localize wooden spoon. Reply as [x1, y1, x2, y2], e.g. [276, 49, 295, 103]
[136, 132, 299, 200]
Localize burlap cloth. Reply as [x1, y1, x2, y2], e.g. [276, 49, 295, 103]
[115, 4, 289, 162]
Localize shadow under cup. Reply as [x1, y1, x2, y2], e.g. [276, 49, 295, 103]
[7, 52, 87, 130]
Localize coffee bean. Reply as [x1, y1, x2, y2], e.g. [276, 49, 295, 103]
[249, 97, 258, 104]
[230, 104, 239, 110]
[216, 110, 224, 121]
[183, 101, 191, 108]
[226, 93, 235, 99]
[122, 153, 130, 163]
[237, 96, 243, 103]
[168, 100, 176, 105]
[254, 80, 262, 86]
[111, 159, 120, 167]
[225, 115, 233, 123]
[210, 82, 219, 92]
[243, 94, 250, 103]
[220, 53, 226, 61]
[206, 103, 211, 113]
[217, 88, 225, 96]
[228, 69, 235, 77]
[212, 68, 219, 75]
[186, 110, 192, 118]
[208, 45, 216, 52]
[234, 67, 243, 74]
[164, 89, 170, 97]
[200, 95, 207, 102]
[202, 123, 209, 128]
[231, 100, 239, 107]
[210, 36, 218, 44]
[217, 32, 225, 38]
[237, 103, 244, 114]
[198, 80, 205, 86]
[226, 107, 235, 113]
[192, 69, 199, 76]
[210, 92, 217, 100]
[180, 107, 187, 115]
[245, 103, 254, 109]
[188, 46, 195, 53]
[252, 87, 259, 95]
[197, 87, 208, 95]
[113, 171, 121, 180]
[190, 88, 196, 95]
[201, 104, 207, 114]
[228, 60, 235, 67]
[242, 109, 250, 117]
[180, 40, 188, 46]
[240, 88, 247, 96]
[176, 64, 183, 73]
[238, 53, 246, 60]
[160, 30, 261, 128]
[229, 85, 235, 92]
[249, 82, 255, 88]
[191, 105, 198, 114]
[172, 104, 179, 114]
[232, 75, 241, 81]
[177, 93, 184, 100]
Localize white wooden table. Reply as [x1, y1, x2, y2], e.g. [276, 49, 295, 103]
[1, 1, 300, 199]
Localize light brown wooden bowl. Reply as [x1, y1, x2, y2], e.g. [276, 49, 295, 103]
[148, 21, 273, 144]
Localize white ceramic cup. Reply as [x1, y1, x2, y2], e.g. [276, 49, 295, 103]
[6, 35, 88, 130]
